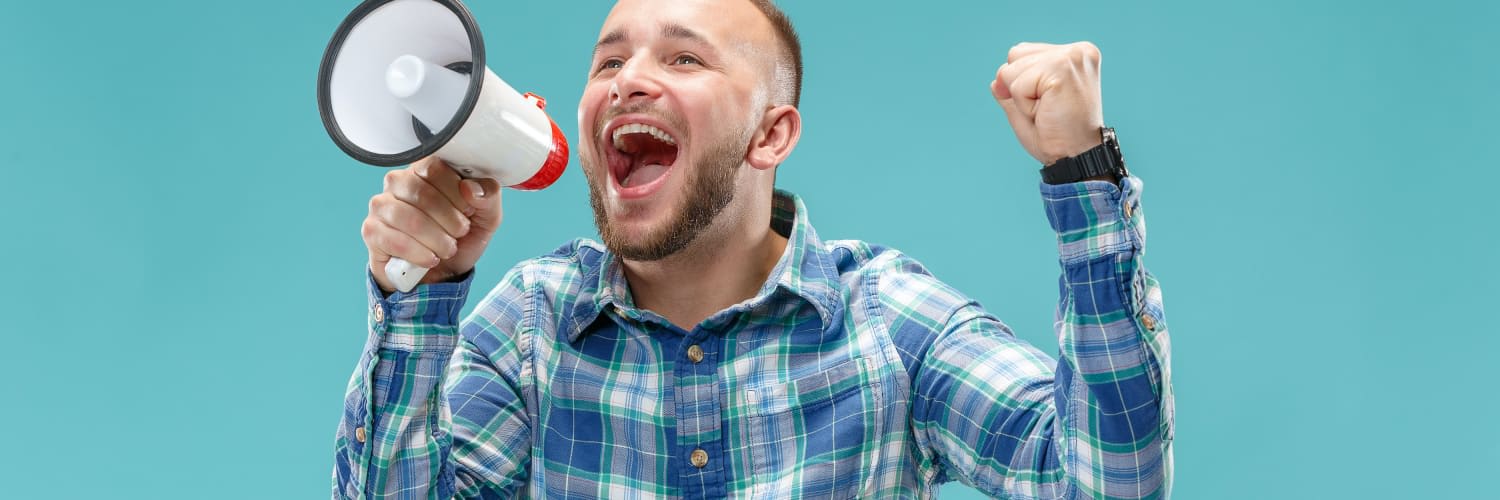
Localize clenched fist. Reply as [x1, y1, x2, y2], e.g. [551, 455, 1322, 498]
[991, 41, 1105, 166]
[361, 157, 504, 293]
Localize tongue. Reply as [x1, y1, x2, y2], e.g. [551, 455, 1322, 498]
[623, 143, 676, 188]
[623, 163, 669, 187]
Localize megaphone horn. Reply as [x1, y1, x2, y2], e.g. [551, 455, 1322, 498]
[317, 0, 569, 292]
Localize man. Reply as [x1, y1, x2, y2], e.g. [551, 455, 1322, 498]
[335, 0, 1173, 498]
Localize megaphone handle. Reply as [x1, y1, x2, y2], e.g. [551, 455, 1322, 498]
[385, 258, 428, 293]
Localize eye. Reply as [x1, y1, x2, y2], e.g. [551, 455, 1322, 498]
[596, 58, 624, 72]
[673, 54, 701, 66]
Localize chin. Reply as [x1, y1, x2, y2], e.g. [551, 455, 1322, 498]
[604, 213, 663, 241]
[605, 193, 680, 236]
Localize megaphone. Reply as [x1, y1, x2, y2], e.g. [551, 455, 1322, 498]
[317, 0, 568, 292]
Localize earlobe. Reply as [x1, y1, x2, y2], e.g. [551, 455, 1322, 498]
[746, 105, 802, 170]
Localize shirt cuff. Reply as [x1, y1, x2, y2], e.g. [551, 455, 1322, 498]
[1040, 176, 1146, 266]
[365, 268, 473, 352]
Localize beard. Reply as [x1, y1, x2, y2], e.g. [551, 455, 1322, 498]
[583, 128, 743, 262]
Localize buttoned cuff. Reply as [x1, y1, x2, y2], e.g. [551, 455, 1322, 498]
[1040, 176, 1147, 266]
[365, 269, 473, 352]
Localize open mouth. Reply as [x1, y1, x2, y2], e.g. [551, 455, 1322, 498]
[607, 122, 680, 190]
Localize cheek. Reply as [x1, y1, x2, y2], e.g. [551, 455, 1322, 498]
[577, 85, 611, 139]
[699, 88, 753, 135]
[575, 110, 604, 173]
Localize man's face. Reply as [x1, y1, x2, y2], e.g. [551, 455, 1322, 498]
[578, 0, 774, 261]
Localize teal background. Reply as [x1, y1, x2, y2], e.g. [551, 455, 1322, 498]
[2, 0, 1495, 497]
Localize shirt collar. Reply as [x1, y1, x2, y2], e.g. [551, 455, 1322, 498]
[567, 190, 841, 343]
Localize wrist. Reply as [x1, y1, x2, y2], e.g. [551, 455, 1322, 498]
[1039, 127, 1127, 185]
[1040, 137, 1104, 166]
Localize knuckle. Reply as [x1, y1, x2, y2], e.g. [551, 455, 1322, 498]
[360, 217, 378, 239]
[426, 159, 453, 180]
[1072, 42, 1101, 63]
[403, 182, 422, 205]
[454, 215, 471, 236]
[390, 178, 421, 205]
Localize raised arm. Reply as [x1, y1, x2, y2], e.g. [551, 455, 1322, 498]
[901, 175, 1171, 499]
[902, 41, 1173, 498]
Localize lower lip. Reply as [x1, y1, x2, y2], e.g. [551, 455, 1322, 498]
[611, 163, 675, 200]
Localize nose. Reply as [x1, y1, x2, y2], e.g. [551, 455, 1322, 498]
[609, 56, 664, 107]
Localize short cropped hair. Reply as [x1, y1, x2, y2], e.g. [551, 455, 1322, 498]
[749, 0, 803, 107]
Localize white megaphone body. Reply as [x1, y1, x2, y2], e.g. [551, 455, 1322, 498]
[317, 0, 568, 292]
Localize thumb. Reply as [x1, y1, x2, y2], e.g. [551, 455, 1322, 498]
[461, 178, 505, 229]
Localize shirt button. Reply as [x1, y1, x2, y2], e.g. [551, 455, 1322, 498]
[1141, 314, 1157, 331]
[354, 426, 367, 443]
[689, 448, 708, 468]
[372, 303, 385, 324]
[686, 344, 704, 363]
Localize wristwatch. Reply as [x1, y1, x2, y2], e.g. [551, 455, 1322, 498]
[1040, 127, 1128, 184]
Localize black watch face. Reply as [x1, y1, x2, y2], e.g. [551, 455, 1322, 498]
[1102, 127, 1126, 175]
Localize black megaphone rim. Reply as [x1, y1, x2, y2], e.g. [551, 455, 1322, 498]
[316, 0, 486, 167]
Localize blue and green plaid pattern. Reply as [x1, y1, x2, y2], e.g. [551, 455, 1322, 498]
[335, 179, 1172, 499]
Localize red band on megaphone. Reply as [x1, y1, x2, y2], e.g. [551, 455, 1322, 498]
[512, 118, 569, 191]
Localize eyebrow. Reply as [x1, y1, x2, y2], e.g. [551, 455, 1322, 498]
[593, 29, 627, 56]
[660, 23, 707, 44]
[592, 23, 712, 56]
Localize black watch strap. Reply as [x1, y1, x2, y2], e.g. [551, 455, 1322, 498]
[1040, 127, 1127, 184]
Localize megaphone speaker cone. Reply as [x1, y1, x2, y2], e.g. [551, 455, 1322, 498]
[386, 54, 469, 133]
[317, 0, 487, 167]
[318, 0, 572, 292]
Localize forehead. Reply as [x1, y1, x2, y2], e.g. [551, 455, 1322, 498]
[598, 0, 773, 52]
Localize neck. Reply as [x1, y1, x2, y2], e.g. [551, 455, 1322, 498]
[621, 207, 788, 330]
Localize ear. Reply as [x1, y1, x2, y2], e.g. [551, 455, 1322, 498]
[745, 105, 801, 171]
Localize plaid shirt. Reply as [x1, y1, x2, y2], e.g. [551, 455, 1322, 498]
[334, 179, 1173, 499]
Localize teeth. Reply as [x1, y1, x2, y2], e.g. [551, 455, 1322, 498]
[611, 123, 677, 151]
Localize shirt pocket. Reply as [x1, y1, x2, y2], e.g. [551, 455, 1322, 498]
[744, 357, 883, 499]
